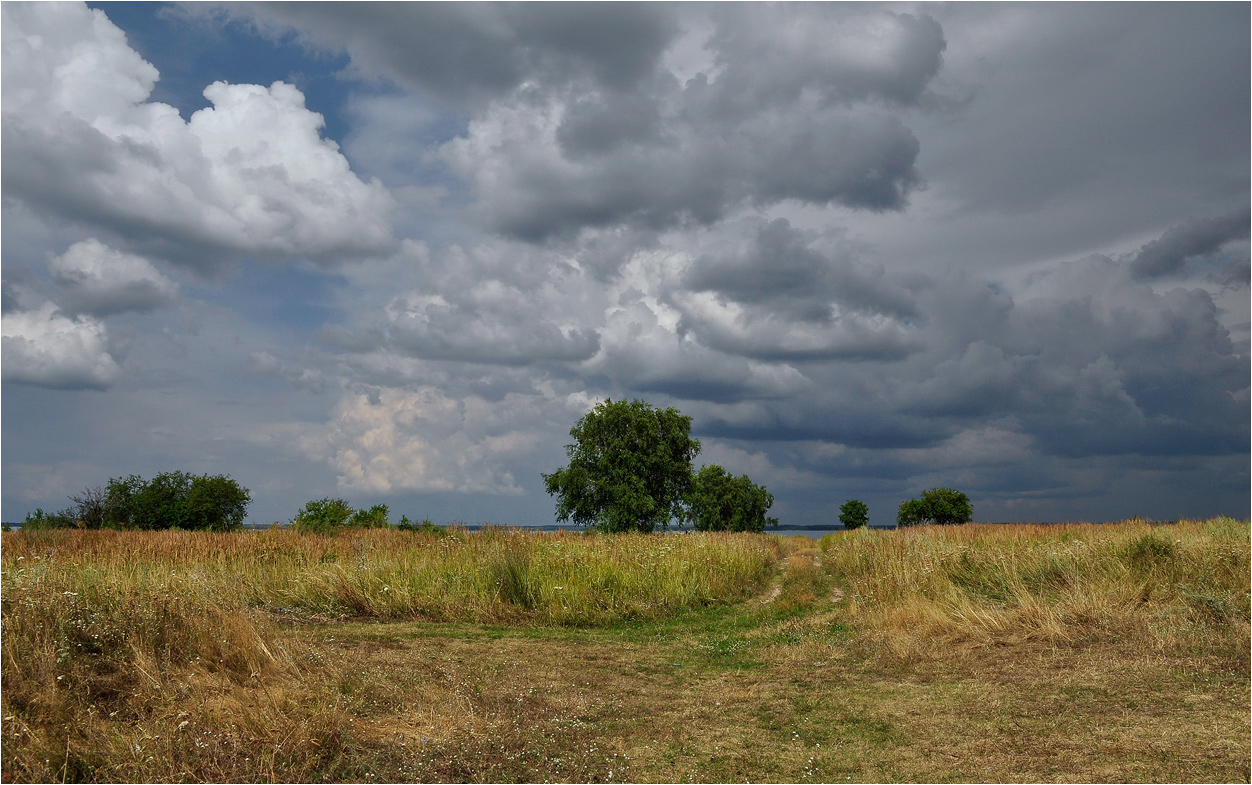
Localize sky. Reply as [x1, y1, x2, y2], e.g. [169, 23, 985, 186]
[2, 2, 1248, 527]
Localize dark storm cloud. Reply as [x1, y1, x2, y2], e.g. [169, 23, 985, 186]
[704, 6, 946, 110]
[889, 256, 1247, 460]
[555, 91, 667, 159]
[684, 219, 918, 323]
[913, 4, 1249, 219]
[242, 2, 681, 105]
[256, 3, 941, 243]
[673, 243, 1247, 474]
[1129, 210, 1250, 279]
[671, 219, 923, 362]
[1210, 259, 1251, 289]
[445, 102, 923, 242]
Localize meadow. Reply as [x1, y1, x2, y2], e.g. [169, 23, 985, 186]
[2, 519, 1248, 782]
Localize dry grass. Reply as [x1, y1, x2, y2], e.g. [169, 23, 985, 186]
[2, 520, 1247, 782]
[819, 517, 1250, 659]
[1, 527, 778, 625]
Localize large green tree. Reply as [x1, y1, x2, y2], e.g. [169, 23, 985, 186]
[896, 487, 973, 527]
[687, 464, 778, 533]
[543, 399, 701, 533]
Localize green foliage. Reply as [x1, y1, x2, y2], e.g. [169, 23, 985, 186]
[348, 504, 390, 528]
[396, 516, 446, 535]
[543, 399, 701, 533]
[292, 498, 353, 534]
[103, 472, 250, 531]
[896, 488, 973, 527]
[21, 508, 75, 530]
[687, 464, 778, 533]
[181, 475, 252, 530]
[839, 499, 869, 530]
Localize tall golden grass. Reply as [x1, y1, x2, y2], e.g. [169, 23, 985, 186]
[3, 520, 1246, 782]
[2, 526, 779, 625]
[820, 517, 1250, 655]
[1, 527, 778, 781]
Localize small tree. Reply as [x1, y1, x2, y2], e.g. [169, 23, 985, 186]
[293, 498, 354, 534]
[687, 464, 778, 533]
[349, 504, 390, 528]
[21, 508, 75, 530]
[839, 499, 869, 530]
[543, 399, 701, 533]
[896, 488, 972, 527]
[67, 485, 110, 529]
[182, 475, 251, 531]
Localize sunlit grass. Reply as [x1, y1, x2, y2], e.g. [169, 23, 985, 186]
[819, 517, 1251, 655]
[2, 519, 1246, 782]
[2, 526, 779, 625]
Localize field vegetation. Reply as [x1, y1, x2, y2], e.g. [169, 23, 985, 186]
[2, 518, 1248, 782]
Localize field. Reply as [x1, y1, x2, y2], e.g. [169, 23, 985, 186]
[2, 519, 1248, 783]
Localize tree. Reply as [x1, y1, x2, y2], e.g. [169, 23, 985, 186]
[182, 475, 251, 531]
[348, 504, 390, 528]
[21, 508, 75, 530]
[104, 472, 251, 530]
[543, 399, 701, 533]
[67, 485, 109, 529]
[292, 497, 354, 534]
[839, 499, 869, 530]
[896, 488, 973, 527]
[687, 464, 778, 532]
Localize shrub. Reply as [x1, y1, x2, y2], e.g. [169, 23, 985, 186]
[897, 488, 973, 526]
[181, 475, 252, 530]
[292, 498, 353, 534]
[20, 508, 75, 530]
[67, 485, 109, 529]
[101, 472, 250, 531]
[839, 499, 869, 529]
[397, 516, 446, 535]
[543, 399, 700, 533]
[687, 464, 778, 532]
[348, 503, 390, 528]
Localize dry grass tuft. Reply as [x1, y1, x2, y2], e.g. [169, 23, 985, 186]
[820, 517, 1250, 660]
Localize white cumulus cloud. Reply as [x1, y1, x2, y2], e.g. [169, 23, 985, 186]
[2, 303, 121, 389]
[47, 238, 178, 315]
[1, 2, 396, 268]
[301, 387, 534, 495]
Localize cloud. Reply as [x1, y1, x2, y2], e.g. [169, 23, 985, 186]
[1, 303, 122, 389]
[225, 6, 939, 244]
[1, 2, 396, 270]
[300, 387, 534, 495]
[587, 298, 812, 402]
[888, 258, 1247, 458]
[227, 3, 681, 107]
[322, 239, 604, 367]
[705, 7, 946, 109]
[248, 350, 325, 394]
[47, 239, 178, 315]
[1129, 210, 1250, 279]
[382, 293, 600, 365]
[675, 218, 923, 360]
[439, 88, 923, 241]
